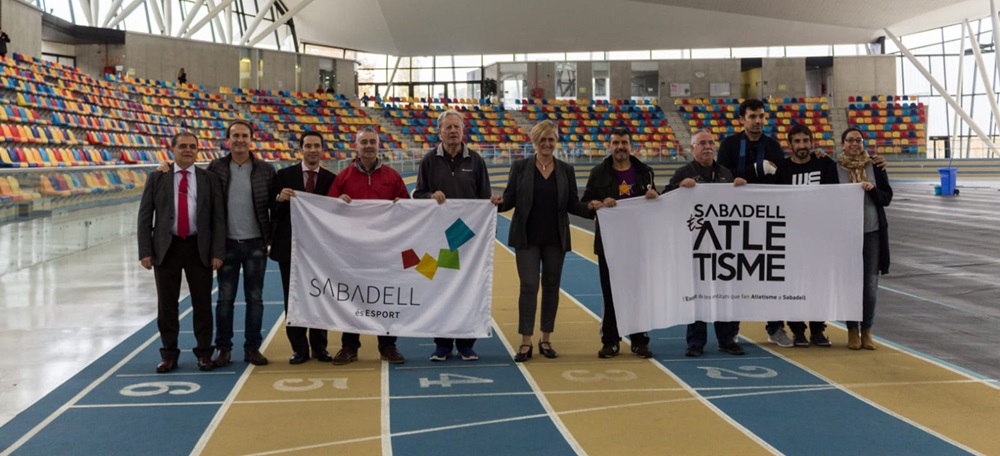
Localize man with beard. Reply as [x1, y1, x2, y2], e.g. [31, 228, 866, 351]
[774, 124, 838, 347]
[413, 110, 494, 361]
[716, 98, 792, 348]
[581, 127, 660, 359]
[272, 131, 336, 364]
[327, 127, 410, 365]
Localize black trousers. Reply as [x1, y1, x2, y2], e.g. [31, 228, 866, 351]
[154, 236, 214, 359]
[341, 333, 397, 351]
[279, 260, 328, 356]
[597, 253, 649, 346]
[788, 321, 827, 335]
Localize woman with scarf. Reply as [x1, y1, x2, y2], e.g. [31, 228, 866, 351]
[837, 127, 892, 350]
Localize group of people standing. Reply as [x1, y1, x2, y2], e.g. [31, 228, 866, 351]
[138, 98, 892, 373]
[496, 98, 892, 362]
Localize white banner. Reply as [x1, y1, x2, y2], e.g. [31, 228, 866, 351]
[287, 193, 496, 338]
[600, 184, 863, 335]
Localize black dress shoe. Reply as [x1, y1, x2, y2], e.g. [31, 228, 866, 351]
[513, 344, 532, 363]
[538, 341, 557, 358]
[289, 352, 310, 365]
[198, 357, 214, 371]
[313, 350, 333, 362]
[213, 349, 231, 367]
[156, 359, 178, 373]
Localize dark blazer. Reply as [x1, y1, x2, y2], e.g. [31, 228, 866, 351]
[498, 157, 590, 251]
[137, 167, 226, 267]
[269, 162, 335, 263]
[869, 165, 893, 275]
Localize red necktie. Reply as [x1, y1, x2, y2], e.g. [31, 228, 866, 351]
[177, 170, 190, 239]
[305, 170, 317, 193]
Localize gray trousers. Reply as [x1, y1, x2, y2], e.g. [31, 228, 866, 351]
[515, 244, 566, 336]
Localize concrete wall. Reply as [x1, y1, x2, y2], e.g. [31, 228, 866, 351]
[831, 56, 897, 107]
[260, 48, 295, 91]
[299, 54, 321, 93]
[88, 32, 355, 93]
[74, 43, 126, 77]
[610, 61, 631, 100]
[117, 32, 240, 88]
[334, 58, 356, 99]
[762, 57, 806, 99]
[658, 59, 741, 105]
[0, 0, 42, 57]
[576, 61, 593, 101]
[525, 62, 556, 99]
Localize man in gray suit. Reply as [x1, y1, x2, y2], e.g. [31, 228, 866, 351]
[139, 132, 226, 373]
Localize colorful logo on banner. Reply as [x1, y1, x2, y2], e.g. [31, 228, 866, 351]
[401, 218, 475, 280]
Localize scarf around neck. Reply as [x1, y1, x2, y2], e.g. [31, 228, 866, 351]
[838, 152, 871, 183]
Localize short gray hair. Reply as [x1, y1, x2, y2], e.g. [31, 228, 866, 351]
[690, 129, 715, 146]
[436, 109, 464, 129]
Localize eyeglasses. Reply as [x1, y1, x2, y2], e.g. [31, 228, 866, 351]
[844, 138, 864, 144]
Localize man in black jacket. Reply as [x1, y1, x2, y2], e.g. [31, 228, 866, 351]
[716, 98, 792, 347]
[413, 110, 493, 362]
[664, 129, 747, 357]
[581, 127, 659, 359]
[207, 121, 276, 366]
[271, 131, 336, 364]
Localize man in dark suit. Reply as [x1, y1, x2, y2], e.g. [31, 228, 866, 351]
[138, 132, 226, 373]
[271, 131, 336, 364]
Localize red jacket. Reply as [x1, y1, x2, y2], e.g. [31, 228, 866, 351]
[327, 158, 410, 200]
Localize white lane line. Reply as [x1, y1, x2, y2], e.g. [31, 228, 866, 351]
[381, 359, 392, 456]
[115, 371, 239, 378]
[743, 336, 986, 456]
[878, 284, 999, 319]
[562, 223, 779, 454]
[244, 413, 552, 456]
[71, 401, 224, 408]
[1, 332, 163, 456]
[490, 316, 587, 455]
[0, 283, 216, 456]
[393, 363, 510, 371]
[190, 313, 284, 455]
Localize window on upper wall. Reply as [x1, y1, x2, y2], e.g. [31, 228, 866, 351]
[593, 61, 610, 99]
[691, 48, 730, 59]
[608, 50, 650, 61]
[733, 47, 770, 58]
[651, 49, 688, 59]
[786, 45, 832, 57]
[556, 62, 577, 99]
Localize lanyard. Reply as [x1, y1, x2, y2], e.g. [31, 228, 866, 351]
[737, 136, 766, 179]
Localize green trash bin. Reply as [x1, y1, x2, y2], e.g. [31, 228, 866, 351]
[938, 167, 957, 196]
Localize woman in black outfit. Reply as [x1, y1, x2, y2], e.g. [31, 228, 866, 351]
[492, 120, 596, 362]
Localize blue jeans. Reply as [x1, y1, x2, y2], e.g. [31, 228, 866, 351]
[215, 238, 267, 351]
[848, 231, 880, 330]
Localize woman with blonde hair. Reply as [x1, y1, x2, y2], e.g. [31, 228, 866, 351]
[491, 120, 595, 362]
[837, 127, 892, 350]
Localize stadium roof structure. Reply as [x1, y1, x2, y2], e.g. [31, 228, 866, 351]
[288, 0, 993, 56]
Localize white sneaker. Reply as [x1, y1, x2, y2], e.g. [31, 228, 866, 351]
[767, 328, 794, 348]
